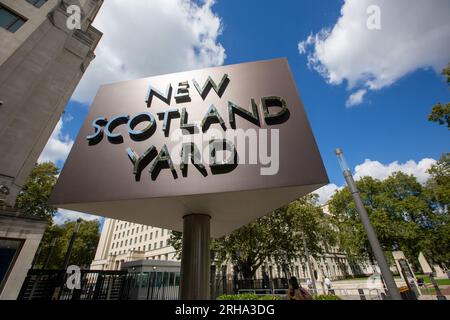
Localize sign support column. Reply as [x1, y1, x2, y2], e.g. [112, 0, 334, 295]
[180, 214, 211, 300]
[335, 148, 402, 300]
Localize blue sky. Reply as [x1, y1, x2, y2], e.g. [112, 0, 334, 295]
[40, 0, 450, 224]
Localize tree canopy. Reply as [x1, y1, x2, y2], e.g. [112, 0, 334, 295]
[428, 64, 449, 129]
[328, 162, 449, 270]
[35, 219, 101, 269]
[15, 161, 59, 223]
[169, 194, 336, 279]
[15, 162, 101, 269]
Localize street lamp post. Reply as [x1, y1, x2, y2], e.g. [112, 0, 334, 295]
[43, 237, 57, 269]
[30, 246, 42, 270]
[302, 236, 317, 294]
[62, 219, 82, 270]
[335, 148, 402, 300]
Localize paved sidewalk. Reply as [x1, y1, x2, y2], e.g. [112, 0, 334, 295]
[313, 279, 450, 300]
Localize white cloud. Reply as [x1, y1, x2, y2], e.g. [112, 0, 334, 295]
[54, 209, 100, 225]
[73, 0, 226, 103]
[354, 158, 436, 184]
[62, 113, 74, 123]
[299, 0, 450, 106]
[38, 119, 74, 164]
[315, 183, 341, 205]
[315, 158, 436, 204]
[346, 89, 367, 108]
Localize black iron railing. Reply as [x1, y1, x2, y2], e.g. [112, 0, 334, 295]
[19, 269, 295, 300]
[18, 269, 180, 300]
[18, 269, 129, 300]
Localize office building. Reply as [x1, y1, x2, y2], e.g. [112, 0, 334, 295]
[0, 0, 103, 299]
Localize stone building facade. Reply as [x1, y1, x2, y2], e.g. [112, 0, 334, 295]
[0, 0, 103, 206]
[0, 0, 103, 299]
[91, 217, 373, 282]
[91, 218, 177, 271]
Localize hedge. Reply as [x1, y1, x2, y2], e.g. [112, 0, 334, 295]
[217, 294, 281, 300]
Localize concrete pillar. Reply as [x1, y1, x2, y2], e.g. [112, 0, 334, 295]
[180, 214, 211, 300]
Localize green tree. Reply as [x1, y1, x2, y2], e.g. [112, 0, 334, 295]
[169, 195, 336, 279]
[426, 153, 450, 210]
[329, 172, 449, 270]
[428, 64, 449, 129]
[14, 162, 101, 269]
[328, 176, 385, 264]
[35, 219, 101, 269]
[422, 154, 450, 265]
[16, 162, 59, 223]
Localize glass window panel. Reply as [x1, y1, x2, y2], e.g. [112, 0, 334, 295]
[0, 8, 16, 27]
[163, 272, 169, 286]
[7, 18, 24, 33]
[0, 238, 23, 288]
[26, 0, 48, 9]
[0, 6, 25, 33]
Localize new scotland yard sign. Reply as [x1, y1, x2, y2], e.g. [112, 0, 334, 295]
[49, 58, 328, 237]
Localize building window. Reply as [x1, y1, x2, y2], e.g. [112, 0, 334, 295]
[155, 231, 159, 238]
[0, 5, 26, 33]
[160, 241, 163, 248]
[25, 0, 48, 8]
[150, 233, 153, 240]
[0, 238, 24, 290]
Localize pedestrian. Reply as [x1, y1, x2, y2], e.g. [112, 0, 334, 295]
[262, 271, 270, 289]
[324, 277, 332, 292]
[287, 276, 312, 300]
[306, 278, 313, 290]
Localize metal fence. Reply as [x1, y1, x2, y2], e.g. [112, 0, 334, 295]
[19, 269, 300, 301]
[18, 270, 385, 300]
[19, 269, 128, 300]
[213, 278, 385, 300]
[234, 287, 383, 300]
[18, 269, 179, 300]
[211, 277, 290, 299]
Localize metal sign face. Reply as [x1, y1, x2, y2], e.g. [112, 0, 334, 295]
[49, 58, 328, 237]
